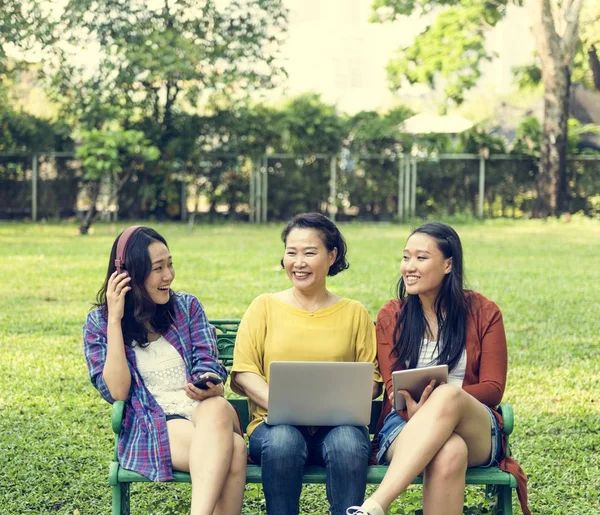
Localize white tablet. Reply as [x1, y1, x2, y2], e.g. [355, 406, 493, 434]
[392, 364, 449, 410]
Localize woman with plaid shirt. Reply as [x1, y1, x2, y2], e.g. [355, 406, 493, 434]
[83, 226, 246, 515]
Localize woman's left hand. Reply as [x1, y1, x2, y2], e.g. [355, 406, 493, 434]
[184, 373, 225, 401]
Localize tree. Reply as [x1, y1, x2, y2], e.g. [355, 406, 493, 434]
[77, 128, 159, 234]
[527, 0, 584, 217]
[0, 1, 54, 72]
[371, 0, 509, 107]
[372, 0, 586, 217]
[0, 1, 57, 114]
[579, 2, 600, 91]
[48, 0, 287, 217]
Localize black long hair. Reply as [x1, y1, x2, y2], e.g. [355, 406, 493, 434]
[95, 227, 176, 347]
[392, 222, 468, 372]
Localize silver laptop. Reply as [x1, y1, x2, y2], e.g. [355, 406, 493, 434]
[266, 361, 374, 426]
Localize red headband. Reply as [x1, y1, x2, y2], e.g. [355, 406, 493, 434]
[114, 225, 143, 274]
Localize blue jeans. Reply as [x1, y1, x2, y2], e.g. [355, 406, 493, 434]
[249, 422, 370, 515]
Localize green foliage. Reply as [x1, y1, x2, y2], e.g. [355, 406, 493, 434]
[510, 116, 542, 157]
[373, 0, 511, 106]
[43, 0, 287, 218]
[514, 3, 600, 92]
[512, 61, 543, 92]
[510, 116, 600, 157]
[51, 0, 287, 130]
[458, 125, 507, 154]
[567, 118, 600, 154]
[0, 1, 55, 73]
[279, 93, 348, 154]
[76, 128, 160, 182]
[0, 108, 72, 153]
[347, 106, 414, 153]
[0, 220, 599, 514]
[0, 2, 68, 155]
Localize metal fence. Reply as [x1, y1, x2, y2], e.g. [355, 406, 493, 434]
[0, 153, 81, 220]
[1, 152, 598, 221]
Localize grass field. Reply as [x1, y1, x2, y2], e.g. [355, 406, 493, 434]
[1, 219, 599, 515]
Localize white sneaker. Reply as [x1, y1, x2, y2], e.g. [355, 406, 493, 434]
[346, 508, 369, 515]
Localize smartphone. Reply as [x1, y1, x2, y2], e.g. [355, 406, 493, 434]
[193, 375, 223, 390]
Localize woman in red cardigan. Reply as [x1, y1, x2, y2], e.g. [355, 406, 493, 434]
[347, 222, 529, 515]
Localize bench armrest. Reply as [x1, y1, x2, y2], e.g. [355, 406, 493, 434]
[497, 402, 513, 436]
[112, 400, 125, 435]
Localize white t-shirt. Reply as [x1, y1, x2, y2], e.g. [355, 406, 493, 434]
[133, 336, 199, 420]
[415, 339, 467, 387]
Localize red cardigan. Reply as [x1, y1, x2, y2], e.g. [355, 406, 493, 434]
[373, 291, 531, 515]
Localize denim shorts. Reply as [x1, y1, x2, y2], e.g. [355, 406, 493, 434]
[165, 414, 190, 422]
[376, 404, 503, 466]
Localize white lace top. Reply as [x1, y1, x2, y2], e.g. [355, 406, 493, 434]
[415, 339, 467, 386]
[133, 336, 199, 420]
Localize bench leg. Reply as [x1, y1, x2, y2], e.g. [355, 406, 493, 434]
[496, 485, 513, 515]
[112, 482, 130, 515]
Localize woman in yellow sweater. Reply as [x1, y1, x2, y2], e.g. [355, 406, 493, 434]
[231, 212, 382, 515]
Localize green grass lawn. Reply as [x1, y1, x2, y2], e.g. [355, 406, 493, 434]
[1, 219, 599, 515]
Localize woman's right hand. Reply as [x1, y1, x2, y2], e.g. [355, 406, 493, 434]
[107, 271, 131, 322]
[398, 379, 438, 420]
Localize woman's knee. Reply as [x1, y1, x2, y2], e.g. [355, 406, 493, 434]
[323, 426, 370, 465]
[429, 384, 466, 417]
[426, 434, 468, 480]
[230, 434, 248, 476]
[192, 395, 232, 426]
[262, 425, 307, 462]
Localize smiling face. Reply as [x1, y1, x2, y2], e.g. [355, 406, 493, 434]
[144, 241, 175, 304]
[282, 228, 337, 294]
[401, 232, 452, 302]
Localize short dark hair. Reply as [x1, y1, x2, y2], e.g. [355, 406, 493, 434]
[280, 212, 349, 276]
[95, 226, 175, 347]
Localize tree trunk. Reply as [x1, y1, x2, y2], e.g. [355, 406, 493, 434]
[79, 180, 101, 235]
[534, 66, 570, 217]
[589, 45, 600, 92]
[528, 0, 583, 218]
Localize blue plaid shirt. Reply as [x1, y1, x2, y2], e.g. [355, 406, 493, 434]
[83, 292, 227, 482]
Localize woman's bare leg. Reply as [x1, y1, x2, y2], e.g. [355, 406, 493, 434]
[167, 397, 244, 515]
[422, 433, 467, 515]
[212, 433, 247, 515]
[368, 385, 492, 512]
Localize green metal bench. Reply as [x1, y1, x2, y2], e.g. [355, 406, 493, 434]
[108, 320, 518, 515]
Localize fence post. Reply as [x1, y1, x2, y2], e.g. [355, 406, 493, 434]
[478, 156, 486, 219]
[180, 179, 187, 221]
[255, 161, 261, 223]
[249, 160, 255, 223]
[404, 157, 410, 219]
[410, 159, 417, 217]
[32, 154, 38, 222]
[397, 155, 404, 221]
[329, 155, 337, 222]
[262, 156, 268, 223]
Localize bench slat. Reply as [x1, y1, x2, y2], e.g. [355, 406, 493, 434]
[116, 464, 516, 488]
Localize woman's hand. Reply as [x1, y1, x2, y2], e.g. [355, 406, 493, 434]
[106, 271, 131, 322]
[184, 372, 225, 401]
[398, 379, 438, 420]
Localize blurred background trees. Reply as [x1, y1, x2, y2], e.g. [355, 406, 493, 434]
[0, 0, 598, 223]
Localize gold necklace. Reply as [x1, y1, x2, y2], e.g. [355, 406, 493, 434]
[292, 289, 329, 316]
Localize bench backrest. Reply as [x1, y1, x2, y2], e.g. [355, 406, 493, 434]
[212, 319, 383, 434]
